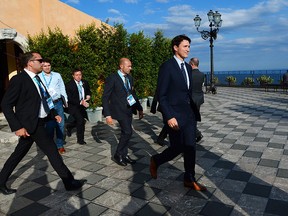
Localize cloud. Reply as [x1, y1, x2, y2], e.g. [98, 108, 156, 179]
[66, 0, 80, 4]
[108, 9, 121, 15]
[156, 0, 169, 2]
[124, 0, 138, 3]
[98, 0, 113, 2]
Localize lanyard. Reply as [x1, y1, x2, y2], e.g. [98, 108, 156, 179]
[41, 72, 52, 88]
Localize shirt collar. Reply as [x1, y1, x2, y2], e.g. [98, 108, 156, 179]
[24, 68, 38, 79]
[173, 55, 185, 67]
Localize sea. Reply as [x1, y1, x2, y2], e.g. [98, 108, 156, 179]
[203, 69, 288, 86]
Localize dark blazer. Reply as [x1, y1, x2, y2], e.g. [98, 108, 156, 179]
[157, 58, 200, 125]
[102, 73, 142, 120]
[191, 68, 205, 109]
[66, 79, 91, 116]
[1, 71, 57, 134]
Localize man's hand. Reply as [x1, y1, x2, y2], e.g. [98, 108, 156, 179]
[15, 128, 30, 138]
[55, 115, 62, 123]
[106, 116, 114, 125]
[167, 118, 179, 130]
[81, 99, 90, 108]
[139, 110, 144, 120]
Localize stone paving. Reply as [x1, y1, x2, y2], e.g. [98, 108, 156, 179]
[0, 87, 287, 216]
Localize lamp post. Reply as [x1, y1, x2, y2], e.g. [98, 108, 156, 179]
[194, 10, 222, 94]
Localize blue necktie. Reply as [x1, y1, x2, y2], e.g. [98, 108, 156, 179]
[124, 75, 131, 93]
[77, 82, 83, 100]
[34, 75, 50, 113]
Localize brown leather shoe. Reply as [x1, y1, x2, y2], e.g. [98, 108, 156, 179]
[184, 180, 207, 191]
[150, 157, 158, 179]
[58, 147, 66, 154]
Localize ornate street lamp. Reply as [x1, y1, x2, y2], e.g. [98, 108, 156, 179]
[194, 10, 222, 94]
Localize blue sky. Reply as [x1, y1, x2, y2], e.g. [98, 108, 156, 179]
[61, 0, 288, 72]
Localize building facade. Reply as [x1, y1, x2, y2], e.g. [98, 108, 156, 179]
[0, 0, 108, 108]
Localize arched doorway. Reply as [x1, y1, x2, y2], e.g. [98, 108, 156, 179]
[0, 29, 27, 111]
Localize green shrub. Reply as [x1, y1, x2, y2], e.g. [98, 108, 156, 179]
[225, 76, 237, 86]
[256, 75, 273, 85]
[242, 77, 255, 86]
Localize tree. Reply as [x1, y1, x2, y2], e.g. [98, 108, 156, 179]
[27, 27, 73, 83]
[151, 30, 171, 95]
[128, 31, 153, 98]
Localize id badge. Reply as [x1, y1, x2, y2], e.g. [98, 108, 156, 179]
[127, 94, 136, 106]
[46, 97, 55, 109]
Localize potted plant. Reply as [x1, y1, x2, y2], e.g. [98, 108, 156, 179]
[225, 76, 237, 86]
[256, 75, 273, 86]
[86, 77, 104, 124]
[242, 77, 255, 87]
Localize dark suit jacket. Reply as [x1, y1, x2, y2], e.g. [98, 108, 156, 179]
[157, 58, 200, 126]
[102, 72, 142, 120]
[1, 71, 57, 134]
[191, 68, 205, 109]
[65, 79, 91, 116]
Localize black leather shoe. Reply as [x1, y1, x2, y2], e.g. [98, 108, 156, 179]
[65, 179, 87, 191]
[196, 134, 203, 143]
[113, 155, 127, 166]
[77, 141, 87, 145]
[0, 185, 17, 195]
[124, 155, 136, 164]
[66, 127, 72, 137]
[156, 138, 165, 146]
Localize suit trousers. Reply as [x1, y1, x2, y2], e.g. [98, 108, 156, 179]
[0, 118, 74, 185]
[115, 116, 133, 157]
[153, 114, 197, 181]
[67, 108, 86, 142]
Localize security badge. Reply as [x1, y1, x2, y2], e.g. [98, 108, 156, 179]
[127, 94, 136, 106]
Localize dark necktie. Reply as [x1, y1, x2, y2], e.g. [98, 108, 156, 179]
[181, 63, 188, 86]
[124, 75, 131, 93]
[34, 75, 50, 113]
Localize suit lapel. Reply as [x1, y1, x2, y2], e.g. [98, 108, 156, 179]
[116, 73, 128, 93]
[23, 71, 41, 99]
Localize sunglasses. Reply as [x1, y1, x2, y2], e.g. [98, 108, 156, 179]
[31, 59, 43, 63]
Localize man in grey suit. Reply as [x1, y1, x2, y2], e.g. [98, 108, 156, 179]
[102, 58, 143, 166]
[189, 57, 204, 143]
[0, 52, 86, 195]
[149, 35, 206, 191]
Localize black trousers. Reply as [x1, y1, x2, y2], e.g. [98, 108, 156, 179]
[115, 116, 133, 157]
[67, 108, 86, 142]
[153, 113, 197, 181]
[0, 118, 74, 185]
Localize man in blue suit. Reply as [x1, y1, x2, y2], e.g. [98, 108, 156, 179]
[189, 57, 205, 143]
[102, 58, 143, 166]
[150, 35, 207, 191]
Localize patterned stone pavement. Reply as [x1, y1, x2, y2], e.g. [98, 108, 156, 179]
[0, 87, 287, 216]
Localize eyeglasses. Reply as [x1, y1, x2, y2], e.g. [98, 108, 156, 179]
[31, 59, 43, 63]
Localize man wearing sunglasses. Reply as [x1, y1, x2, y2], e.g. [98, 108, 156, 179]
[0, 52, 86, 195]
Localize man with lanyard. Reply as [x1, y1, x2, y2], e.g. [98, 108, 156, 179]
[39, 58, 68, 154]
[102, 58, 144, 166]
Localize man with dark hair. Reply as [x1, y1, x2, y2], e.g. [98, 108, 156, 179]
[189, 57, 204, 143]
[0, 52, 86, 195]
[65, 69, 91, 145]
[39, 58, 68, 154]
[150, 35, 207, 191]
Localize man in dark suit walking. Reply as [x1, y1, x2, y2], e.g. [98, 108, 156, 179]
[102, 58, 143, 166]
[65, 69, 91, 145]
[0, 52, 86, 195]
[149, 35, 207, 191]
[189, 57, 205, 143]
